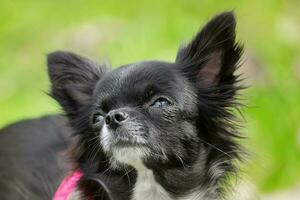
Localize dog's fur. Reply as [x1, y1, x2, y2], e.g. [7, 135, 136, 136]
[0, 11, 244, 200]
[0, 115, 70, 199]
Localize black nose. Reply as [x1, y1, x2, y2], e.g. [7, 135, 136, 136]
[105, 110, 128, 129]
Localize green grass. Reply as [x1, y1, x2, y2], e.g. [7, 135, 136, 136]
[1, 0, 300, 195]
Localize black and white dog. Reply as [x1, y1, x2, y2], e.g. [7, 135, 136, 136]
[0, 12, 244, 200]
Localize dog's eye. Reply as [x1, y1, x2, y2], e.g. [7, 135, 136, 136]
[151, 97, 171, 108]
[92, 112, 104, 124]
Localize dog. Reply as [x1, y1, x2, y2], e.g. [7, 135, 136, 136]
[0, 11, 244, 200]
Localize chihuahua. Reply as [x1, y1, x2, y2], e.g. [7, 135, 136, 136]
[48, 11, 244, 200]
[0, 11, 244, 200]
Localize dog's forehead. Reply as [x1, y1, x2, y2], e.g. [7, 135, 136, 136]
[94, 61, 178, 97]
[114, 61, 174, 82]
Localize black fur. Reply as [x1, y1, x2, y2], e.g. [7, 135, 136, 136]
[47, 11, 244, 200]
[0, 115, 70, 200]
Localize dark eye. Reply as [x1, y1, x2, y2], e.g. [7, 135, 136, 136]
[100, 101, 110, 114]
[92, 112, 104, 124]
[151, 97, 171, 109]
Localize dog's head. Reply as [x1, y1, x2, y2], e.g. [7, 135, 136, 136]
[48, 11, 243, 197]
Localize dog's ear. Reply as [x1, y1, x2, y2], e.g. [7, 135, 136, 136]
[47, 51, 107, 115]
[176, 11, 243, 88]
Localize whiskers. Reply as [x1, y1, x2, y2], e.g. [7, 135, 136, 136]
[198, 138, 232, 159]
[86, 135, 101, 162]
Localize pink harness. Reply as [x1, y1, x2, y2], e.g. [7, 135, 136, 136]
[53, 170, 83, 200]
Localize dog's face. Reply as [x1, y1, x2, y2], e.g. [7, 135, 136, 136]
[48, 11, 242, 192]
[92, 61, 200, 168]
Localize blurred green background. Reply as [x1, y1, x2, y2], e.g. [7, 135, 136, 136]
[0, 0, 299, 199]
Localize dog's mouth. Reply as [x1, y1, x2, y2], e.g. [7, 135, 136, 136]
[100, 124, 147, 152]
[112, 133, 146, 148]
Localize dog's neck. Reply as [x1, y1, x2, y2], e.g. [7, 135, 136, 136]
[112, 148, 219, 200]
[132, 162, 217, 200]
[131, 160, 173, 200]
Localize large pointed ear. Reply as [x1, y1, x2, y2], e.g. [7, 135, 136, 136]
[47, 51, 107, 115]
[176, 11, 243, 88]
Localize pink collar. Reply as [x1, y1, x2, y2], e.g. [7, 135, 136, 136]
[53, 170, 83, 200]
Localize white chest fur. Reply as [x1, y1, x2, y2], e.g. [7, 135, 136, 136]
[132, 164, 172, 200]
[112, 148, 173, 200]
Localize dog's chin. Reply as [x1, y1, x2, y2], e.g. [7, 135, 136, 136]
[100, 124, 149, 168]
[110, 147, 149, 169]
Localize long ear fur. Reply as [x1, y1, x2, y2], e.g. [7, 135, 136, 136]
[47, 51, 107, 117]
[176, 11, 243, 88]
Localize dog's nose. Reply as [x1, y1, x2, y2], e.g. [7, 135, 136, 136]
[105, 110, 128, 129]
